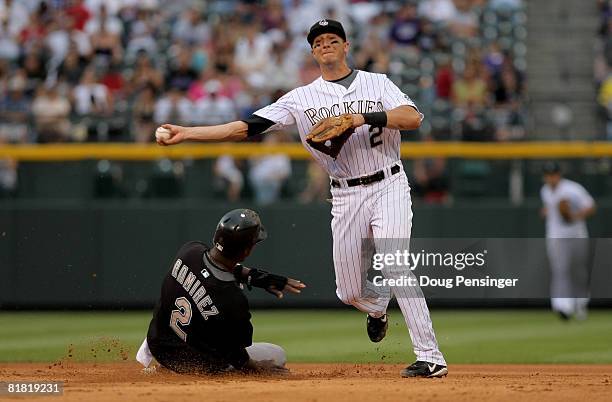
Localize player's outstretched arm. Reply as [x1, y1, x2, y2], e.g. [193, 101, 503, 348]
[234, 266, 306, 298]
[351, 105, 423, 131]
[156, 121, 249, 146]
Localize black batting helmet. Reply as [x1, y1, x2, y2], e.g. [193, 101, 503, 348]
[213, 209, 267, 260]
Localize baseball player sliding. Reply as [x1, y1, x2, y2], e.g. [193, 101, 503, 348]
[156, 19, 447, 378]
[136, 209, 305, 374]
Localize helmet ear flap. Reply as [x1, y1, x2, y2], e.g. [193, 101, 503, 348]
[256, 224, 267, 243]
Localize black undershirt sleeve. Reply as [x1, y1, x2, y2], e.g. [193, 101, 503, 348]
[241, 115, 275, 137]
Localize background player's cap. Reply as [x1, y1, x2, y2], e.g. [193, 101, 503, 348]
[542, 161, 561, 174]
[307, 19, 346, 46]
[213, 209, 267, 259]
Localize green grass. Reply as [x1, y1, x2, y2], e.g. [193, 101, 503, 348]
[0, 310, 611, 364]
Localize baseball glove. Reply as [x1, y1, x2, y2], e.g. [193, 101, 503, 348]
[558, 199, 573, 223]
[306, 114, 354, 159]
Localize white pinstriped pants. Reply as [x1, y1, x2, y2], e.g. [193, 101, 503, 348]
[330, 164, 446, 365]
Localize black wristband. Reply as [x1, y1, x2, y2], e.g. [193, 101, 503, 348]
[362, 112, 387, 127]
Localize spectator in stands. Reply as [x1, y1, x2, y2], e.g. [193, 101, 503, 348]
[417, 0, 457, 24]
[435, 56, 454, 99]
[173, 7, 210, 46]
[57, 44, 88, 85]
[84, 3, 122, 36]
[125, 10, 158, 61]
[188, 68, 216, 102]
[0, 18, 19, 61]
[130, 51, 164, 94]
[0, 59, 7, 94]
[22, 49, 47, 93]
[101, 62, 125, 98]
[32, 83, 72, 143]
[389, 2, 421, 49]
[214, 155, 244, 202]
[260, 42, 300, 91]
[452, 63, 488, 109]
[262, 0, 286, 32]
[494, 97, 526, 141]
[73, 67, 113, 140]
[209, 24, 236, 75]
[449, 0, 479, 38]
[459, 106, 495, 141]
[417, 16, 445, 53]
[597, 72, 612, 140]
[165, 45, 198, 92]
[0, 0, 30, 39]
[45, 13, 72, 73]
[131, 84, 157, 143]
[489, 0, 523, 11]
[354, 30, 390, 73]
[18, 7, 47, 54]
[66, 0, 91, 32]
[248, 133, 292, 205]
[233, 23, 272, 89]
[0, 72, 28, 143]
[298, 161, 329, 204]
[154, 86, 192, 126]
[73, 67, 112, 114]
[411, 159, 450, 204]
[492, 57, 523, 105]
[0, 155, 17, 197]
[193, 79, 236, 125]
[286, 0, 320, 38]
[0, 0, 529, 148]
[90, 18, 122, 66]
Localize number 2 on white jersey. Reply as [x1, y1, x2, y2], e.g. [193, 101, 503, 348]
[170, 297, 192, 341]
[369, 126, 383, 148]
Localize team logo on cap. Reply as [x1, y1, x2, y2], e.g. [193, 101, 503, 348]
[319, 19, 328, 26]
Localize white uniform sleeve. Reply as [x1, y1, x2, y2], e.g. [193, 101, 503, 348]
[253, 90, 297, 134]
[572, 183, 595, 210]
[382, 75, 424, 122]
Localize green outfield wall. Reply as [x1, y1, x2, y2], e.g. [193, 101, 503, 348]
[1, 200, 611, 308]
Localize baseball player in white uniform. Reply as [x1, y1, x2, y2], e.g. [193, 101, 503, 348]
[156, 19, 447, 378]
[540, 162, 596, 320]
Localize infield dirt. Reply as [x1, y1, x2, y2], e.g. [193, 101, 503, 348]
[1, 362, 610, 402]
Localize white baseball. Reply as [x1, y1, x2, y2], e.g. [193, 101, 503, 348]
[155, 126, 171, 142]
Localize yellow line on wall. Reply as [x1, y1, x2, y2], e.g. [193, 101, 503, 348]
[1, 142, 612, 161]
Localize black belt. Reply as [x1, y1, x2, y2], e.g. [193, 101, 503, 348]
[331, 164, 400, 188]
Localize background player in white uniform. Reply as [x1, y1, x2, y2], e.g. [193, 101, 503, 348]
[156, 19, 447, 378]
[540, 162, 596, 320]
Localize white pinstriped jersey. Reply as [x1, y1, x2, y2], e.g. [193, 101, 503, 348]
[253, 70, 420, 178]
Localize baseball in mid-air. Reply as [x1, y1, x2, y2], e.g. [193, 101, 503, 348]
[155, 126, 171, 142]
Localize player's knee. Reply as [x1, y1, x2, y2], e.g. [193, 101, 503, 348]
[267, 343, 287, 367]
[247, 342, 286, 367]
[336, 291, 359, 306]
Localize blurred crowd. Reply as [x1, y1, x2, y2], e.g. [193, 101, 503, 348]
[0, 0, 526, 203]
[597, 0, 612, 140]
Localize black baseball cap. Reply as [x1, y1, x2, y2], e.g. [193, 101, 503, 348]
[542, 161, 561, 174]
[307, 19, 347, 46]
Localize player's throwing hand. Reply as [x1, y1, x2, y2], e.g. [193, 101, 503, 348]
[155, 124, 187, 146]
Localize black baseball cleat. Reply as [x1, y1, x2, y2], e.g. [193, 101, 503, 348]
[400, 361, 448, 378]
[558, 311, 571, 321]
[366, 314, 388, 342]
